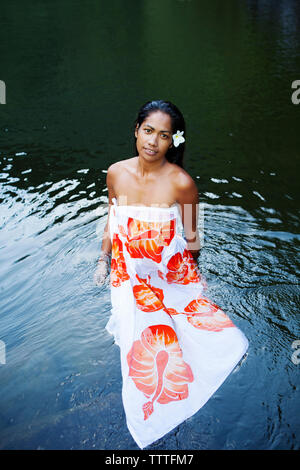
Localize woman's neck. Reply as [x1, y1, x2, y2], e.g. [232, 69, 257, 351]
[136, 155, 167, 178]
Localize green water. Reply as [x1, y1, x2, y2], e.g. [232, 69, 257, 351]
[0, 0, 299, 450]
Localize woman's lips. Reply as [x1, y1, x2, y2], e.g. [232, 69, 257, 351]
[144, 148, 157, 156]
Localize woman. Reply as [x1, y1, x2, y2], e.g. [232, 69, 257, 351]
[94, 100, 248, 449]
[95, 99, 200, 284]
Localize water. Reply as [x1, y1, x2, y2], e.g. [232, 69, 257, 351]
[0, 0, 299, 450]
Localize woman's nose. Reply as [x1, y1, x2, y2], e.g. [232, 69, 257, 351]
[148, 133, 158, 146]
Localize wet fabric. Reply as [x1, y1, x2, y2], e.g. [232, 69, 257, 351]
[106, 197, 248, 449]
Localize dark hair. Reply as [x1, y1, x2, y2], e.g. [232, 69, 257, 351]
[134, 100, 185, 168]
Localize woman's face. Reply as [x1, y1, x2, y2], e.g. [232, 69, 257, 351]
[135, 111, 173, 162]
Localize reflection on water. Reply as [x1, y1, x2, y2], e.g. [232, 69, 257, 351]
[0, 0, 299, 450]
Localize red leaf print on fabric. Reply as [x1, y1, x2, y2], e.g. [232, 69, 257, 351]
[110, 233, 130, 287]
[124, 218, 175, 263]
[133, 274, 180, 315]
[184, 296, 219, 314]
[160, 249, 206, 286]
[133, 274, 165, 312]
[127, 325, 194, 420]
[184, 296, 235, 332]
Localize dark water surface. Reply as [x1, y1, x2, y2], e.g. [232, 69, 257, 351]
[0, 0, 299, 450]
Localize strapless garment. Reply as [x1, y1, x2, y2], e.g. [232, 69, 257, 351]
[105, 197, 248, 449]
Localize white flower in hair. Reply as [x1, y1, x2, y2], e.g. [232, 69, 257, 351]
[172, 130, 185, 147]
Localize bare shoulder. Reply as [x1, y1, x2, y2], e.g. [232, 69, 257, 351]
[169, 165, 198, 205]
[171, 165, 197, 191]
[106, 160, 123, 193]
[107, 157, 133, 180]
[107, 157, 137, 176]
[106, 158, 137, 199]
[107, 160, 123, 176]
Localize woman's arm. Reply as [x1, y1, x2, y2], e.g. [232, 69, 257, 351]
[97, 163, 117, 262]
[175, 172, 201, 261]
[94, 164, 118, 286]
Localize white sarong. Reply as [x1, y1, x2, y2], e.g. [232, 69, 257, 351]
[106, 197, 248, 449]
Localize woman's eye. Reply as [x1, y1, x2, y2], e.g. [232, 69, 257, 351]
[161, 134, 168, 139]
[144, 128, 151, 133]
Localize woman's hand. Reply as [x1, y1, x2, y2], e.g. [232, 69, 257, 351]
[94, 251, 111, 287]
[94, 260, 109, 286]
